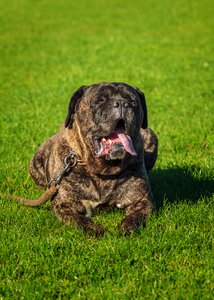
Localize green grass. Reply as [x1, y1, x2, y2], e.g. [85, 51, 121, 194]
[0, 0, 213, 299]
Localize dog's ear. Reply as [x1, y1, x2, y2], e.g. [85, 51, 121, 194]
[65, 85, 88, 128]
[135, 87, 148, 129]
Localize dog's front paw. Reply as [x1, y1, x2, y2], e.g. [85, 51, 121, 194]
[120, 212, 145, 235]
[86, 221, 105, 237]
[79, 216, 105, 237]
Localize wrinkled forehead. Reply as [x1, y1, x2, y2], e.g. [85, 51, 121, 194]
[85, 83, 138, 101]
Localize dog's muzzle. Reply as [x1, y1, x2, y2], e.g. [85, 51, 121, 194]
[93, 119, 137, 160]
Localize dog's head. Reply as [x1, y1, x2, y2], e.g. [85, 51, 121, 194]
[65, 82, 148, 174]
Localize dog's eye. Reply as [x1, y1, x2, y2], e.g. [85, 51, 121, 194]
[91, 98, 106, 108]
[130, 99, 137, 106]
[96, 98, 106, 105]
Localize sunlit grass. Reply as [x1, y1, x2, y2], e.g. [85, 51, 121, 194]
[0, 0, 213, 299]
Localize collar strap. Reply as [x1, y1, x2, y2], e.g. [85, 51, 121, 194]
[48, 150, 85, 187]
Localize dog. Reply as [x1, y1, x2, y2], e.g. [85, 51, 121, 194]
[29, 82, 158, 235]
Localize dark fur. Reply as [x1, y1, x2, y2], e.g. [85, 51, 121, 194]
[30, 82, 158, 235]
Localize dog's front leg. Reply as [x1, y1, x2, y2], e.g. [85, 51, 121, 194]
[52, 195, 105, 237]
[118, 181, 155, 235]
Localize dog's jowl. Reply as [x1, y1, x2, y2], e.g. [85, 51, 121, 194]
[29, 82, 158, 235]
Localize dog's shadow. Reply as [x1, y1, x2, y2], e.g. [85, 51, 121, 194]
[149, 167, 213, 209]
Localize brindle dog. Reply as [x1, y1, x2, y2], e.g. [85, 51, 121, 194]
[30, 82, 158, 235]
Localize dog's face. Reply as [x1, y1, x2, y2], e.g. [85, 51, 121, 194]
[65, 82, 148, 174]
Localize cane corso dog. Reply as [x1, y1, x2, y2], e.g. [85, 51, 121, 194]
[30, 82, 158, 235]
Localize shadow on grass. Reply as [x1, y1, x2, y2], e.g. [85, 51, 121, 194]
[149, 167, 214, 209]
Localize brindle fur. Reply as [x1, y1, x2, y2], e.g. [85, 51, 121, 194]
[29, 82, 158, 236]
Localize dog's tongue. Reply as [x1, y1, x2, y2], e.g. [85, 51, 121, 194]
[104, 130, 137, 156]
[117, 132, 137, 156]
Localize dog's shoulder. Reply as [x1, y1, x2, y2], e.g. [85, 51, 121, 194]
[141, 128, 158, 171]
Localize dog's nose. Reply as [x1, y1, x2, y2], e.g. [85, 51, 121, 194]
[113, 99, 129, 108]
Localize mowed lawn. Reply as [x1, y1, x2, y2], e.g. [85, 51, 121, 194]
[0, 0, 213, 299]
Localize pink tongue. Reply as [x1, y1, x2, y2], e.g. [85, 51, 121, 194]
[104, 130, 137, 156]
[117, 132, 137, 156]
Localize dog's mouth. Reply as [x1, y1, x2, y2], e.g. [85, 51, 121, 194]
[94, 120, 137, 160]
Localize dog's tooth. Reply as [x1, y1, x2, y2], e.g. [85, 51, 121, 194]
[95, 144, 104, 156]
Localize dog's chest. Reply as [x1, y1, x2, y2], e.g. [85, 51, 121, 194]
[80, 184, 113, 218]
[69, 171, 122, 215]
[62, 166, 130, 217]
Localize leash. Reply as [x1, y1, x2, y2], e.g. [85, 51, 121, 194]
[1, 150, 85, 207]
